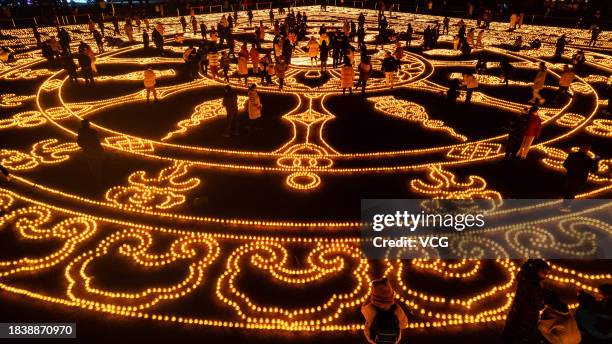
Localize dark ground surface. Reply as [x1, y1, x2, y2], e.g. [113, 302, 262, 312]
[1, 10, 612, 344]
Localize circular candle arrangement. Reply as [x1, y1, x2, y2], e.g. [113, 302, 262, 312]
[0, 5, 611, 335]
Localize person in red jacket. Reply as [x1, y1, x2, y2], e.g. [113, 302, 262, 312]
[517, 106, 541, 159]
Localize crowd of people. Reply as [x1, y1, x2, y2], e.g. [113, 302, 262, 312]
[11, 4, 611, 216]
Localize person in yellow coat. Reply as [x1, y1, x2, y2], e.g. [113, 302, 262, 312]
[249, 43, 260, 74]
[247, 84, 262, 130]
[341, 60, 355, 96]
[238, 43, 249, 85]
[307, 36, 319, 65]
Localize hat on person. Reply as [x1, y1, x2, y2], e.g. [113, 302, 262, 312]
[370, 278, 395, 307]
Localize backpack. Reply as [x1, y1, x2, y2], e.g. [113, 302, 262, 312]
[370, 304, 400, 344]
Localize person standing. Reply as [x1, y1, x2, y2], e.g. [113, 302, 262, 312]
[406, 24, 413, 47]
[554, 35, 568, 61]
[112, 16, 120, 35]
[247, 84, 262, 130]
[341, 60, 354, 96]
[555, 65, 575, 103]
[142, 29, 149, 49]
[152, 27, 164, 55]
[502, 259, 551, 344]
[77, 51, 94, 85]
[571, 50, 586, 70]
[356, 56, 372, 96]
[48, 37, 61, 62]
[208, 48, 219, 79]
[516, 106, 541, 159]
[97, 16, 105, 37]
[443, 16, 450, 35]
[461, 72, 478, 104]
[32, 24, 41, 46]
[238, 43, 250, 85]
[446, 78, 460, 104]
[259, 51, 272, 84]
[61, 53, 78, 85]
[200, 22, 207, 39]
[381, 51, 398, 88]
[227, 34, 236, 59]
[307, 36, 319, 65]
[530, 62, 547, 105]
[282, 37, 293, 65]
[589, 26, 601, 47]
[180, 16, 187, 33]
[320, 40, 329, 71]
[93, 29, 104, 53]
[191, 15, 198, 35]
[275, 57, 289, 90]
[222, 85, 239, 137]
[561, 144, 598, 211]
[220, 51, 230, 82]
[124, 21, 134, 42]
[249, 43, 260, 75]
[503, 110, 529, 161]
[247, 9, 254, 27]
[476, 30, 484, 48]
[77, 120, 104, 183]
[58, 28, 71, 55]
[143, 66, 157, 103]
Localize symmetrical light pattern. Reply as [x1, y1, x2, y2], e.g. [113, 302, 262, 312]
[0, 4, 610, 337]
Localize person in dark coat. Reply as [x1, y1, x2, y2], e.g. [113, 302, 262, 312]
[406, 24, 413, 47]
[320, 40, 329, 71]
[112, 16, 120, 35]
[446, 78, 461, 104]
[41, 42, 55, 67]
[282, 38, 293, 64]
[561, 144, 599, 211]
[142, 29, 149, 49]
[152, 27, 164, 55]
[77, 120, 104, 182]
[93, 29, 104, 53]
[58, 28, 71, 54]
[32, 24, 41, 46]
[61, 53, 79, 84]
[200, 22, 207, 39]
[227, 34, 236, 59]
[502, 259, 550, 344]
[77, 52, 94, 85]
[97, 16, 105, 37]
[222, 85, 239, 137]
[503, 110, 529, 160]
[180, 16, 187, 33]
[554, 35, 568, 60]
